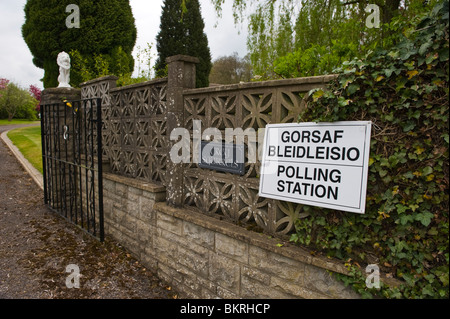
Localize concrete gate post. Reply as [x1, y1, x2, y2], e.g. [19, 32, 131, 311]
[165, 55, 199, 206]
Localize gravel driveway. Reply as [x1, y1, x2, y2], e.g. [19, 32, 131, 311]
[0, 124, 178, 299]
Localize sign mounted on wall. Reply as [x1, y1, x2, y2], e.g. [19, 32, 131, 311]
[259, 121, 372, 214]
[199, 141, 245, 175]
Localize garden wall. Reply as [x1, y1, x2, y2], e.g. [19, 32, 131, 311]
[101, 172, 358, 298]
[74, 55, 359, 298]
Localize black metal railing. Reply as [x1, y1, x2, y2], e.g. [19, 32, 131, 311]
[41, 98, 104, 241]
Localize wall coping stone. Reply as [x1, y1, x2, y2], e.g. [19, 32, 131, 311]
[166, 55, 200, 64]
[183, 74, 338, 95]
[42, 87, 81, 94]
[79, 75, 119, 87]
[154, 201, 350, 276]
[109, 77, 168, 93]
[41, 87, 81, 105]
[104, 172, 166, 194]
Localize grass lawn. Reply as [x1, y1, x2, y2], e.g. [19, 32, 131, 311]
[7, 126, 43, 174]
[0, 119, 40, 126]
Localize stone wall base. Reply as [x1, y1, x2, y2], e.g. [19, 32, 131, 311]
[102, 173, 359, 299]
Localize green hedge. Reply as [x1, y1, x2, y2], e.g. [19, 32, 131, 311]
[291, 1, 449, 298]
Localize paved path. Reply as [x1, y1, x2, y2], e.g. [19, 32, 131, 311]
[0, 123, 177, 299]
[0, 124, 45, 298]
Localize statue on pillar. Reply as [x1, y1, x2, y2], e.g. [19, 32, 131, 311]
[57, 51, 71, 88]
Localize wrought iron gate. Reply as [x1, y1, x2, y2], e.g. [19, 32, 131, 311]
[41, 98, 104, 241]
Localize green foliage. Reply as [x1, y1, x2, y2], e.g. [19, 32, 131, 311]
[274, 42, 359, 78]
[134, 43, 155, 81]
[291, 1, 449, 298]
[22, 0, 137, 88]
[0, 81, 38, 121]
[216, 0, 437, 79]
[70, 45, 143, 87]
[209, 52, 252, 84]
[116, 43, 157, 87]
[276, 0, 439, 79]
[155, 0, 212, 88]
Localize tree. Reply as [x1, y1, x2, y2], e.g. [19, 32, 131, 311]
[246, 1, 296, 78]
[272, 0, 364, 78]
[0, 78, 9, 96]
[0, 81, 38, 121]
[22, 0, 137, 88]
[155, 0, 212, 87]
[29, 85, 42, 114]
[209, 52, 252, 84]
[209, 0, 437, 79]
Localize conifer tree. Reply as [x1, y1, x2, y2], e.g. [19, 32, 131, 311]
[22, 0, 137, 88]
[155, 0, 212, 88]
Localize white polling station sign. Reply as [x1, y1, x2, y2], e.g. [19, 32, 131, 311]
[259, 121, 372, 214]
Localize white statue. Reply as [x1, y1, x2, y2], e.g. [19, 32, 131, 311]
[57, 51, 71, 88]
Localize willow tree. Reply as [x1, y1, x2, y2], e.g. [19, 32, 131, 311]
[22, 0, 137, 88]
[209, 0, 438, 79]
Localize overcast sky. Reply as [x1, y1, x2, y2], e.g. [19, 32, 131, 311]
[0, 0, 248, 90]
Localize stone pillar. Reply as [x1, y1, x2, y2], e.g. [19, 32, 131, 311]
[41, 87, 81, 162]
[41, 88, 81, 157]
[165, 55, 199, 206]
[41, 87, 81, 105]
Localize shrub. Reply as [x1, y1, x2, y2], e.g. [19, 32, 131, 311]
[292, 1, 449, 298]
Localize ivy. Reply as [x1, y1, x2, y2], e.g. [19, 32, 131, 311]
[292, 1, 449, 299]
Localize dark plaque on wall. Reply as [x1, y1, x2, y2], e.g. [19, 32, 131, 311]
[199, 141, 245, 175]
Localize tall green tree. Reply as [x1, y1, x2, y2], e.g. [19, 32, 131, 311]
[22, 0, 137, 88]
[155, 0, 212, 88]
